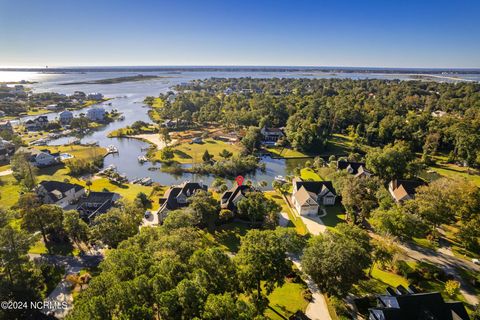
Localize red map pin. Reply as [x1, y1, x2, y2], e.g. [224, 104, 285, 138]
[235, 175, 244, 186]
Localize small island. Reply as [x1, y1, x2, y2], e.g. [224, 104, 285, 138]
[59, 74, 169, 85]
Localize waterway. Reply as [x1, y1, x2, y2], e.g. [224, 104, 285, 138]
[2, 69, 478, 188]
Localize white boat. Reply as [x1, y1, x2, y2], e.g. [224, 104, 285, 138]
[107, 145, 118, 153]
[137, 155, 148, 163]
[140, 177, 153, 186]
[274, 175, 287, 182]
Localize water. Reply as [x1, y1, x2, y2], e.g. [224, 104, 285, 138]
[2, 69, 478, 189]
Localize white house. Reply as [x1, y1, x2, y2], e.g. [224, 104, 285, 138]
[59, 110, 74, 125]
[34, 151, 57, 166]
[86, 107, 106, 122]
[291, 178, 337, 216]
[87, 92, 104, 100]
[36, 181, 85, 208]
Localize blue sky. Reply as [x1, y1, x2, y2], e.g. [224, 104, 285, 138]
[1, 0, 479, 68]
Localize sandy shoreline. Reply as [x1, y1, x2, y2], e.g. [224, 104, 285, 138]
[127, 133, 176, 149]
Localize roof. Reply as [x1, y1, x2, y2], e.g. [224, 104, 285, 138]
[390, 179, 426, 201]
[293, 178, 336, 196]
[40, 180, 84, 194]
[159, 181, 206, 212]
[77, 191, 120, 220]
[293, 186, 318, 206]
[337, 160, 371, 176]
[370, 291, 469, 320]
[221, 184, 253, 211]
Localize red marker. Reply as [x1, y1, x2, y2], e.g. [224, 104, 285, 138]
[235, 175, 244, 186]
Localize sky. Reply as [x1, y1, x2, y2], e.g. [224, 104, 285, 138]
[0, 0, 479, 68]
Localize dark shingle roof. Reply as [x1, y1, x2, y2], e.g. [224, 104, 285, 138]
[337, 160, 367, 174]
[40, 180, 84, 194]
[390, 179, 426, 196]
[293, 180, 336, 196]
[221, 184, 253, 211]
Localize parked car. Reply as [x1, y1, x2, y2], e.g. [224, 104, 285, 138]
[144, 210, 151, 219]
[472, 258, 479, 265]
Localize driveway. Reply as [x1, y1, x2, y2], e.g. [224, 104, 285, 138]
[290, 256, 332, 320]
[0, 169, 12, 176]
[300, 215, 328, 235]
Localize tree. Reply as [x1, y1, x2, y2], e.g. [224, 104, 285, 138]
[237, 191, 280, 227]
[235, 229, 294, 313]
[444, 280, 460, 298]
[370, 206, 427, 240]
[241, 126, 262, 154]
[85, 179, 92, 191]
[202, 293, 256, 320]
[285, 112, 330, 153]
[159, 127, 171, 144]
[90, 201, 142, 248]
[366, 141, 415, 181]
[202, 150, 214, 163]
[370, 238, 399, 275]
[302, 224, 372, 297]
[18, 194, 64, 248]
[219, 149, 233, 159]
[160, 147, 175, 161]
[10, 151, 37, 191]
[340, 176, 382, 224]
[63, 210, 90, 250]
[189, 190, 220, 232]
[134, 192, 150, 209]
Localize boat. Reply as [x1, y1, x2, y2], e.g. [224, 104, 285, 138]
[118, 115, 125, 121]
[137, 155, 148, 163]
[274, 175, 287, 183]
[140, 177, 153, 186]
[107, 145, 118, 153]
[130, 177, 141, 184]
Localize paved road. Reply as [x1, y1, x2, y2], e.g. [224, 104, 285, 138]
[394, 240, 479, 306]
[290, 256, 332, 320]
[29, 253, 104, 318]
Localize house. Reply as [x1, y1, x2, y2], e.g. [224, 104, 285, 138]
[25, 116, 49, 130]
[260, 126, 284, 144]
[292, 178, 336, 216]
[46, 104, 59, 111]
[337, 160, 372, 178]
[0, 120, 13, 133]
[71, 91, 86, 100]
[36, 180, 85, 208]
[431, 110, 447, 118]
[223, 87, 233, 95]
[388, 179, 426, 203]
[0, 139, 15, 161]
[17, 147, 58, 167]
[86, 107, 106, 122]
[87, 92, 104, 100]
[59, 110, 74, 125]
[158, 182, 207, 221]
[220, 184, 253, 211]
[77, 191, 120, 221]
[365, 286, 469, 320]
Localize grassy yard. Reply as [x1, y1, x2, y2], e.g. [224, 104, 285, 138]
[40, 145, 108, 160]
[322, 205, 347, 229]
[428, 163, 480, 186]
[265, 191, 309, 235]
[265, 146, 310, 158]
[300, 168, 322, 181]
[266, 281, 309, 320]
[155, 138, 243, 164]
[0, 174, 22, 208]
[213, 221, 251, 253]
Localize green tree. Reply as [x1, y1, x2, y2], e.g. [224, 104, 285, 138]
[235, 229, 294, 313]
[10, 151, 37, 191]
[370, 206, 427, 240]
[202, 150, 214, 163]
[160, 146, 175, 161]
[302, 224, 372, 297]
[444, 280, 460, 298]
[237, 191, 280, 227]
[219, 149, 233, 159]
[366, 141, 415, 181]
[241, 126, 262, 154]
[189, 190, 220, 232]
[63, 210, 90, 250]
[90, 201, 142, 248]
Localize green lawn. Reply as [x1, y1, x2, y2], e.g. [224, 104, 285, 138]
[322, 205, 346, 229]
[0, 174, 22, 208]
[428, 164, 480, 186]
[266, 281, 309, 320]
[29, 239, 80, 256]
[300, 168, 322, 181]
[40, 145, 107, 160]
[266, 146, 310, 158]
[214, 221, 251, 253]
[266, 191, 308, 235]
[155, 138, 243, 164]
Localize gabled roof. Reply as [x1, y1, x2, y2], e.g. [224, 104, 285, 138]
[159, 181, 206, 212]
[39, 180, 84, 194]
[77, 191, 120, 220]
[390, 179, 426, 202]
[337, 160, 371, 176]
[293, 186, 318, 206]
[293, 178, 336, 196]
[371, 291, 469, 320]
[221, 184, 253, 211]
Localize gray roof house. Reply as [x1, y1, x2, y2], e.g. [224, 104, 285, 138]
[36, 180, 85, 208]
[291, 178, 337, 216]
[158, 182, 207, 221]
